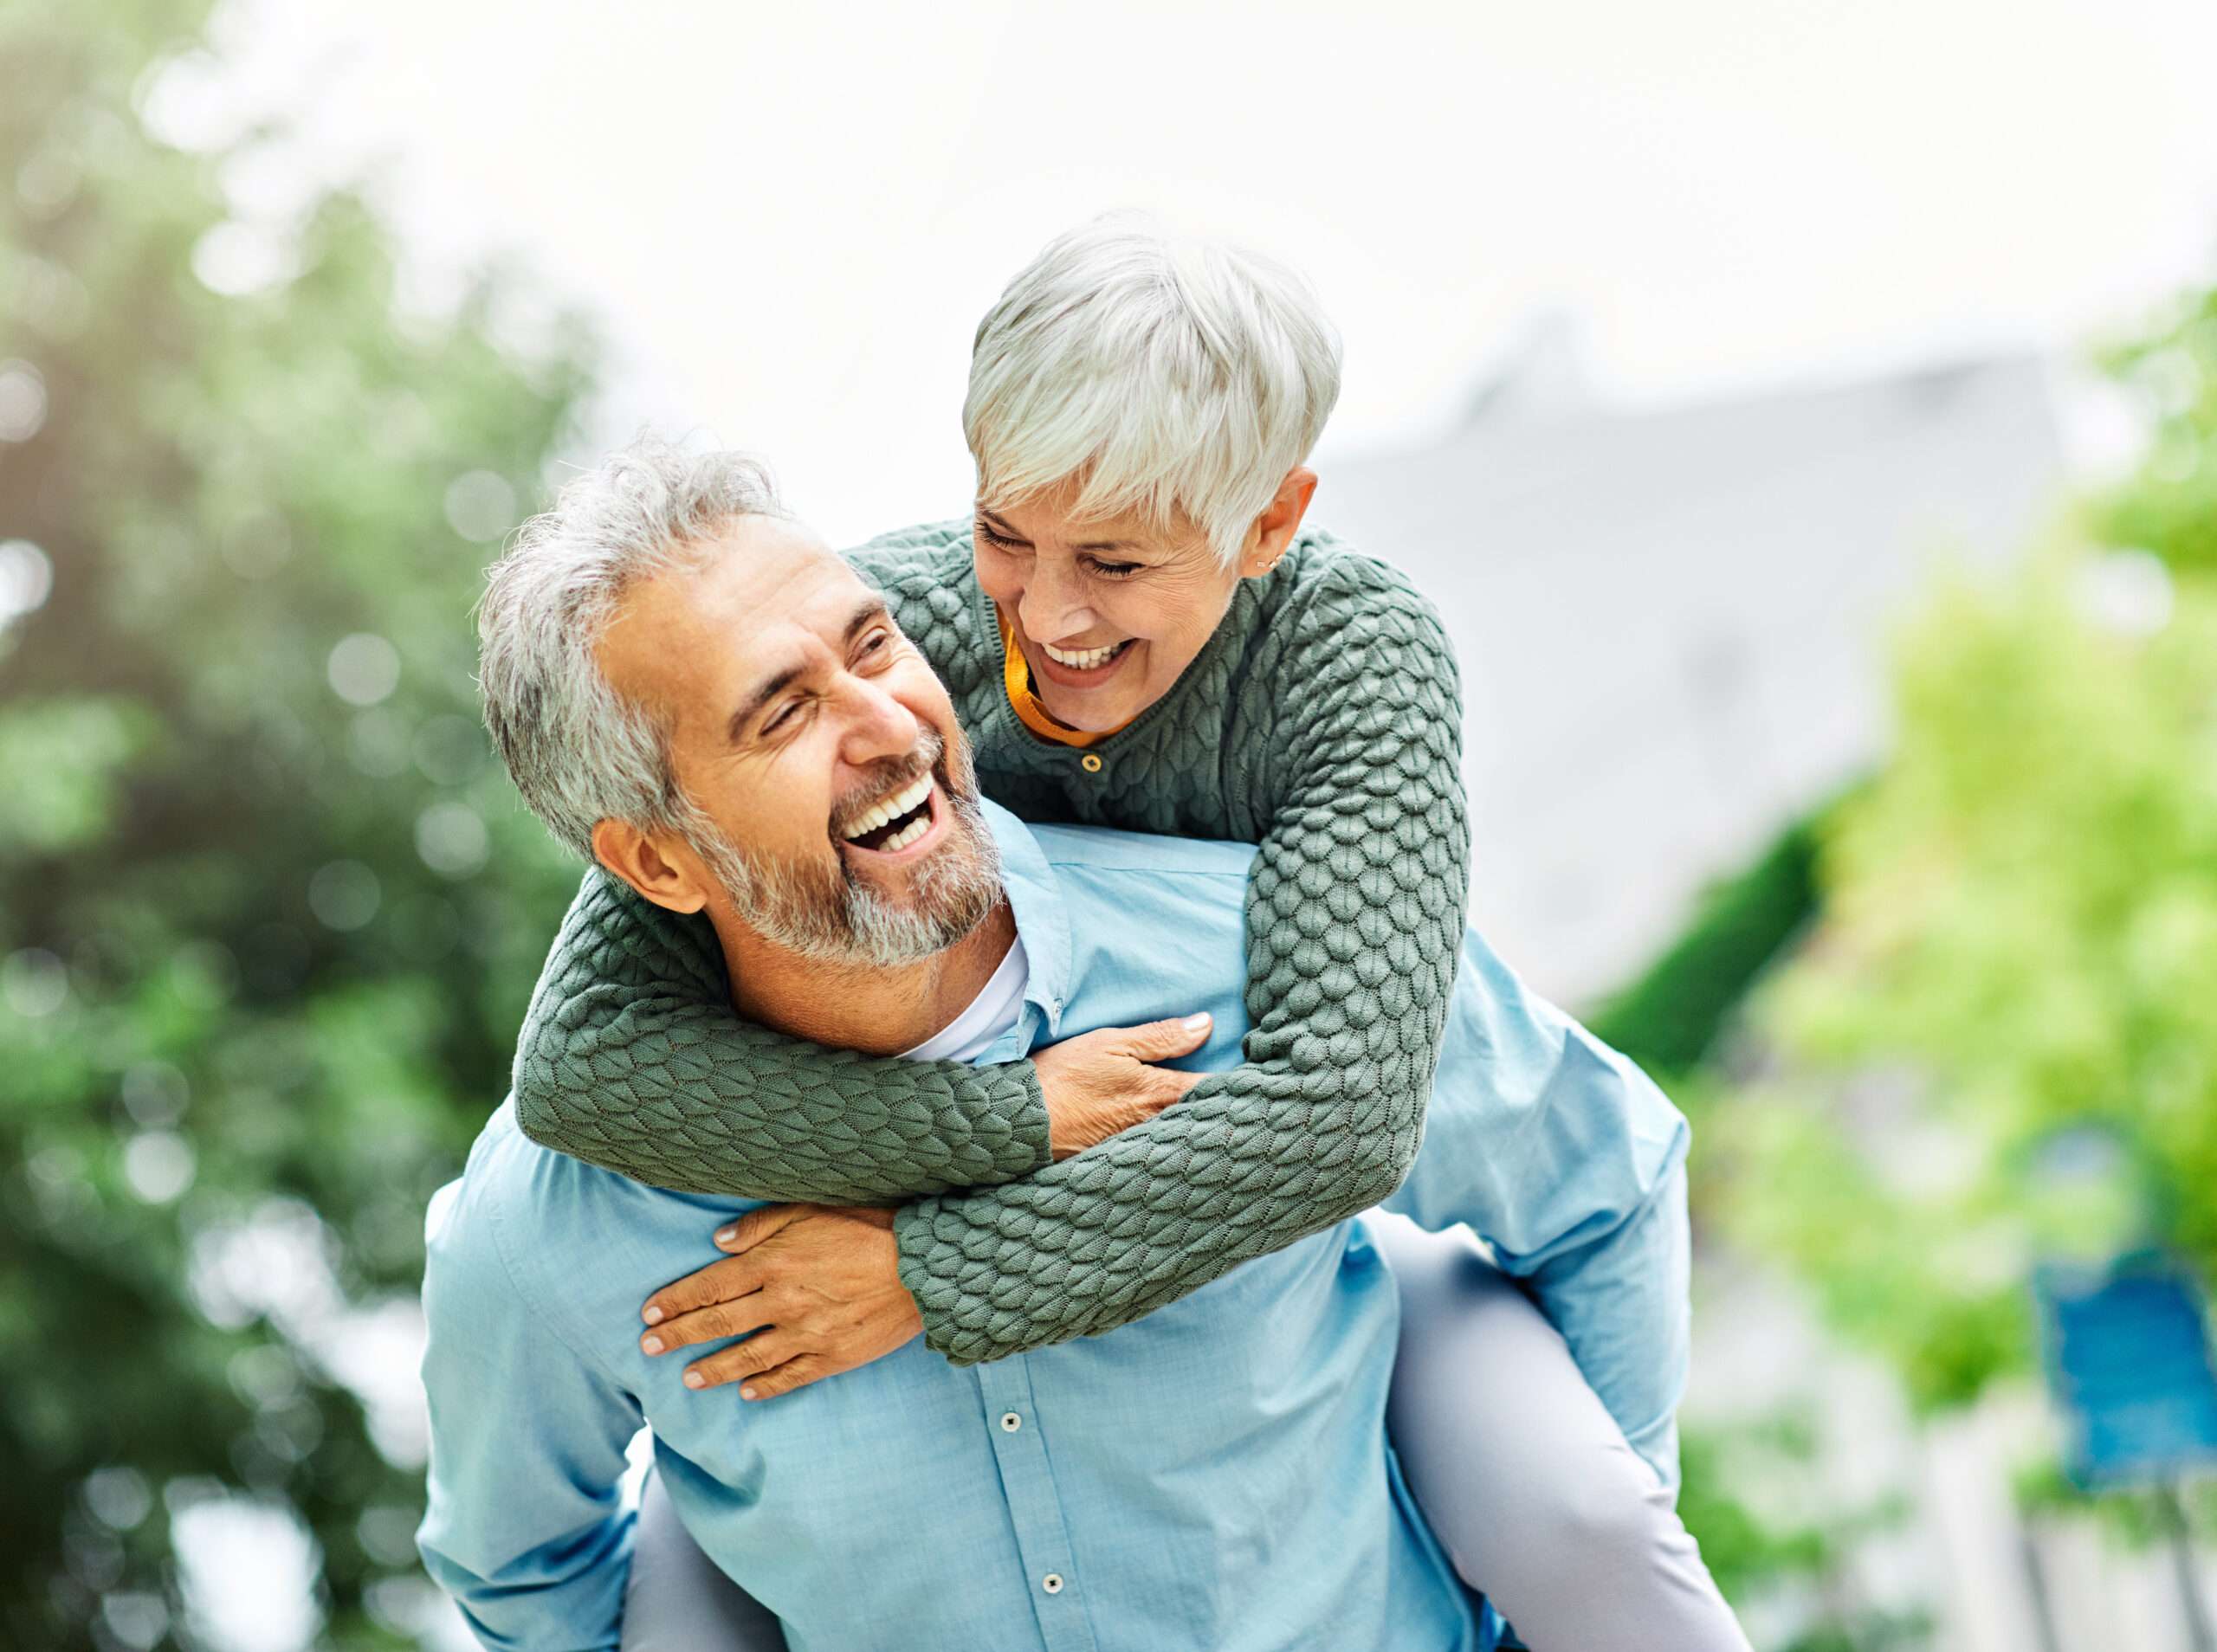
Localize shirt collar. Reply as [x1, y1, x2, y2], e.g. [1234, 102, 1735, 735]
[979, 797, 1070, 1038]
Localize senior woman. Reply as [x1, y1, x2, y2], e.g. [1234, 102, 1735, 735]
[502, 216, 1748, 1650]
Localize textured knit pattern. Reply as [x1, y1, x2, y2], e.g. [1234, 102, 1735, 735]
[512, 519, 1470, 1364]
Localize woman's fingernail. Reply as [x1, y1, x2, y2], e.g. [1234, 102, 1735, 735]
[1182, 1013, 1212, 1031]
[714, 1228, 737, 1246]
[642, 1335, 663, 1355]
[642, 1305, 664, 1326]
[684, 1370, 705, 1390]
[740, 1386, 757, 1401]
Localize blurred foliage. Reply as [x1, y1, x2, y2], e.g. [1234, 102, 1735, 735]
[1588, 809, 1826, 1080]
[1707, 270, 2217, 1415]
[2090, 282, 2217, 573]
[1677, 1415, 1927, 1652]
[1723, 556, 2217, 1410]
[0, 1, 593, 1646]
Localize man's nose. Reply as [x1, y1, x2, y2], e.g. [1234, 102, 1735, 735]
[836, 674, 922, 767]
[1018, 558, 1101, 644]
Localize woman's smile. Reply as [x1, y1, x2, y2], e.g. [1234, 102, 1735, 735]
[1028, 632, 1139, 691]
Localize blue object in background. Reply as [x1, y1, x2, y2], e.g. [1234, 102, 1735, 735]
[2034, 1251, 2217, 1491]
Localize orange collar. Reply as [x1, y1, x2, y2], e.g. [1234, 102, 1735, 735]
[998, 608, 1132, 749]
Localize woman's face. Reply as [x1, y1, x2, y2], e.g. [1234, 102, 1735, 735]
[972, 472, 1312, 733]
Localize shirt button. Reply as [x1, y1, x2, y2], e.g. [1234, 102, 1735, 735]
[1000, 1412, 1023, 1432]
[1041, 1573, 1064, 1595]
[1080, 753, 1102, 773]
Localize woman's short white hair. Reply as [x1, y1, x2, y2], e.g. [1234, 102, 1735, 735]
[475, 436, 786, 859]
[964, 212, 1342, 568]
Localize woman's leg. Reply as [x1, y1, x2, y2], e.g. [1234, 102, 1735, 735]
[621, 1464, 790, 1652]
[1364, 1213, 1753, 1652]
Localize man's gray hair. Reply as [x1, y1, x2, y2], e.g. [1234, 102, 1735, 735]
[964, 212, 1342, 568]
[476, 436, 787, 858]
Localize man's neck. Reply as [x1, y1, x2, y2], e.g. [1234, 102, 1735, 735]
[714, 899, 1018, 1057]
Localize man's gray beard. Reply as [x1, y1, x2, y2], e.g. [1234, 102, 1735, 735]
[682, 776, 1003, 970]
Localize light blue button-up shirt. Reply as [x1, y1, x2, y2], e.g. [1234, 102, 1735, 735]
[417, 804, 1690, 1652]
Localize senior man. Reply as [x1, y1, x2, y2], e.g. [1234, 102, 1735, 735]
[417, 445, 1695, 1652]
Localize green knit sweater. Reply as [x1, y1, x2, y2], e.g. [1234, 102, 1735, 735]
[513, 519, 1470, 1365]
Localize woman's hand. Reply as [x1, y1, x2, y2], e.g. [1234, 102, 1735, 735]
[639, 1204, 921, 1400]
[1032, 1013, 1213, 1158]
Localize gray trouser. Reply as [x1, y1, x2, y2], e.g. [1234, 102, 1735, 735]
[621, 1216, 1752, 1652]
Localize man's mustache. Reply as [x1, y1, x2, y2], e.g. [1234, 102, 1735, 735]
[830, 729, 961, 838]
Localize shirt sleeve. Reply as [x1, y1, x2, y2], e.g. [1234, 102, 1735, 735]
[1382, 929, 1694, 1490]
[894, 558, 1469, 1365]
[416, 1173, 645, 1651]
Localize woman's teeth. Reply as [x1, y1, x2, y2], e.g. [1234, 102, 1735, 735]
[843, 774, 932, 843]
[1042, 639, 1128, 669]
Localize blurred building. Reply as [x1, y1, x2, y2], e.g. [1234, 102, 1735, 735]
[1318, 321, 2067, 1005]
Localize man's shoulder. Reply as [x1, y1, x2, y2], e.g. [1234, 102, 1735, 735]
[423, 1101, 535, 1311]
[426, 1101, 554, 1256]
[1022, 817, 1258, 882]
[425, 1102, 666, 1303]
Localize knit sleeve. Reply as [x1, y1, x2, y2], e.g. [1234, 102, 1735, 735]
[511, 868, 1051, 1201]
[508, 525, 1058, 1206]
[895, 558, 1470, 1364]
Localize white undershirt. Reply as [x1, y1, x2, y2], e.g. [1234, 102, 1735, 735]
[897, 935, 1031, 1064]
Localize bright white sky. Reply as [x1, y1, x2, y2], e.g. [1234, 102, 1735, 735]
[196, 0, 2217, 544]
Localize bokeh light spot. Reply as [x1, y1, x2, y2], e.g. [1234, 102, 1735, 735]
[134, 48, 248, 153]
[347, 708, 413, 778]
[123, 1131, 197, 1204]
[415, 801, 489, 878]
[0, 539, 55, 625]
[0, 359, 48, 442]
[307, 861, 380, 932]
[100, 1591, 170, 1651]
[121, 1062, 191, 1128]
[2073, 546, 2174, 637]
[326, 634, 400, 707]
[443, 470, 517, 543]
[3, 947, 69, 1016]
[222, 509, 293, 579]
[173, 1494, 325, 1652]
[191, 221, 299, 297]
[84, 1467, 153, 1532]
[16, 144, 84, 218]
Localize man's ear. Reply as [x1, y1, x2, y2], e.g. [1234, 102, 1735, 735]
[1237, 467, 1318, 580]
[591, 818, 712, 915]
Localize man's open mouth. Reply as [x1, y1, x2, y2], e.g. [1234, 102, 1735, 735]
[837, 772, 936, 855]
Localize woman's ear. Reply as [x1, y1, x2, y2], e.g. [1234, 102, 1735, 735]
[1238, 467, 1319, 579]
[591, 818, 712, 915]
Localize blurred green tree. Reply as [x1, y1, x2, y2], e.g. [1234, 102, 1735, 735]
[1711, 273, 2217, 1412]
[0, 2, 594, 1646]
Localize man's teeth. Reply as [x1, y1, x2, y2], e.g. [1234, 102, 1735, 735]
[843, 774, 932, 842]
[878, 814, 930, 853]
[1042, 639, 1126, 669]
